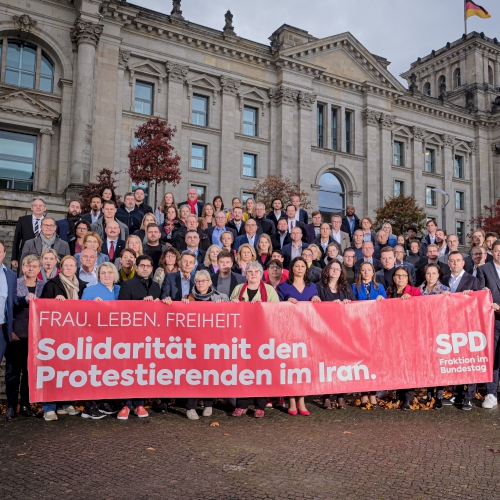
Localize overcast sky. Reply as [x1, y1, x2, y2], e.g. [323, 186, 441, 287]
[131, 0, 500, 84]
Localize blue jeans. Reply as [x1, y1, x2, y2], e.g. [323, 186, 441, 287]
[42, 402, 70, 413]
[486, 322, 500, 396]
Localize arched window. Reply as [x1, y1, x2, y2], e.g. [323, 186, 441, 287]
[423, 82, 431, 96]
[4, 39, 55, 93]
[318, 172, 346, 218]
[489, 65, 494, 86]
[454, 68, 461, 88]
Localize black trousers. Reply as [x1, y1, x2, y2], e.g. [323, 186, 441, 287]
[236, 398, 266, 410]
[486, 321, 500, 396]
[5, 338, 29, 408]
[454, 384, 476, 402]
[121, 400, 144, 408]
[186, 399, 213, 410]
[397, 389, 415, 404]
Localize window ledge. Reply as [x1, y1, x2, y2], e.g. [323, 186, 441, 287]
[234, 133, 270, 144]
[182, 122, 222, 136]
[422, 171, 444, 179]
[452, 177, 471, 184]
[311, 146, 365, 160]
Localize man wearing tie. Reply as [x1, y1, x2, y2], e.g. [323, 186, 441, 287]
[233, 219, 260, 252]
[101, 220, 125, 264]
[271, 218, 291, 250]
[285, 205, 306, 241]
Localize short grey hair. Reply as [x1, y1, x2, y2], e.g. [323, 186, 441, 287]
[255, 202, 266, 209]
[194, 269, 212, 284]
[180, 250, 197, 261]
[124, 192, 135, 199]
[245, 261, 263, 275]
[98, 262, 120, 284]
[31, 196, 46, 206]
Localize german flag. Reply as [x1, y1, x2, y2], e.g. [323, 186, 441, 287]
[465, 1, 491, 19]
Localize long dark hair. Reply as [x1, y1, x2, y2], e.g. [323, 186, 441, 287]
[320, 260, 348, 291]
[386, 267, 413, 297]
[213, 196, 224, 211]
[355, 261, 378, 292]
[99, 186, 117, 204]
[287, 257, 311, 286]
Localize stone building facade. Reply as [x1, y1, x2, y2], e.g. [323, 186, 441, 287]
[0, 0, 499, 257]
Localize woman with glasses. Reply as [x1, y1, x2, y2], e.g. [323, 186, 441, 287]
[70, 220, 91, 255]
[74, 232, 109, 267]
[153, 246, 180, 286]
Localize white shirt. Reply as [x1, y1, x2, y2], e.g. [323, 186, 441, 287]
[332, 230, 342, 244]
[32, 214, 44, 233]
[449, 269, 465, 293]
[438, 244, 447, 257]
[288, 219, 297, 232]
[246, 234, 256, 247]
[107, 238, 119, 255]
[494, 262, 500, 282]
[294, 210, 300, 222]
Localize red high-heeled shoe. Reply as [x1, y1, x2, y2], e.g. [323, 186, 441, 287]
[298, 407, 310, 416]
[288, 408, 298, 415]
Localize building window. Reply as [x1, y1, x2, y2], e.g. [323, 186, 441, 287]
[456, 221, 465, 245]
[132, 181, 149, 204]
[134, 81, 154, 115]
[191, 144, 207, 170]
[426, 186, 436, 206]
[345, 111, 352, 153]
[423, 82, 431, 96]
[242, 192, 255, 203]
[438, 75, 446, 90]
[394, 180, 404, 197]
[331, 108, 338, 151]
[39, 53, 55, 93]
[456, 191, 464, 211]
[425, 148, 435, 173]
[319, 172, 346, 219]
[243, 106, 258, 136]
[5, 40, 37, 89]
[243, 153, 256, 178]
[190, 185, 206, 203]
[317, 105, 324, 148]
[454, 68, 461, 88]
[393, 141, 404, 166]
[192, 94, 208, 126]
[0, 130, 37, 191]
[454, 155, 464, 178]
[489, 65, 494, 85]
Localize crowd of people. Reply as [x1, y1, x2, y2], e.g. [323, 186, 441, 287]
[2, 186, 499, 422]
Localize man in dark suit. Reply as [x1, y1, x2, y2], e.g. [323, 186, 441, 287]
[394, 244, 417, 284]
[440, 252, 483, 410]
[205, 211, 237, 246]
[116, 192, 144, 234]
[354, 240, 383, 278]
[81, 194, 103, 224]
[304, 211, 322, 244]
[465, 245, 490, 279]
[290, 195, 308, 224]
[253, 203, 275, 236]
[285, 204, 306, 242]
[210, 250, 245, 297]
[477, 241, 500, 409]
[226, 207, 246, 236]
[419, 219, 438, 256]
[340, 205, 360, 239]
[415, 244, 450, 286]
[20, 217, 70, 263]
[161, 250, 197, 302]
[271, 218, 291, 250]
[100, 220, 125, 263]
[134, 187, 153, 214]
[234, 219, 260, 252]
[56, 199, 82, 243]
[11, 196, 46, 270]
[313, 223, 336, 259]
[282, 227, 309, 269]
[177, 187, 204, 216]
[172, 214, 210, 252]
[266, 199, 286, 229]
[184, 230, 206, 272]
[375, 247, 399, 287]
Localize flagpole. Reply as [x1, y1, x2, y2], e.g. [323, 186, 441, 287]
[464, 0, 468, 34]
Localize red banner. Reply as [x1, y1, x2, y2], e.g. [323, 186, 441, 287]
[29, 292, 494, 402]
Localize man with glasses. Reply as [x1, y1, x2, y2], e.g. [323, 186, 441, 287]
[12, 197, 46, 270]
[342, 248, 357, 285]
[117, 254, 161, 420]
[161, 251, 196, 303]
[252, 203, 275, 236]
[234, 219, 260, 252]
[465, 245, 488, 283]
[20, 217, 70, 263]
[78, 248, 98, 286]
[394, 244, 416, 284]
[205, 211, 237, 247]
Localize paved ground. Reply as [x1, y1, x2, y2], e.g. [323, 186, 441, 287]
[1, 396, 500, 500]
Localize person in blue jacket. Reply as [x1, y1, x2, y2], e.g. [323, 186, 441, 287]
[351, 261, 386, 408]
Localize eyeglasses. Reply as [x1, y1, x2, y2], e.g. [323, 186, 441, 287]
[195, 279, 209, 284]
[330, 268, 341, 272]
[42, 224, 56, 228]
[24, 264, 40, 270]
[138, 264, 153, 269]
[76, 227, 88, 231]
[393, 274, 408, 279]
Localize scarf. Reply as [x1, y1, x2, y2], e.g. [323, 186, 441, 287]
[59, 273, 80, 300]
[193, 285, 220, 301]
[187, 199, 198, 215]
[38, 266, 59, 282]
[119, 267, 135, 282]
[238, 280, 268, 302]
[40, 233, 56, 251]
[163, 219, 177, 236]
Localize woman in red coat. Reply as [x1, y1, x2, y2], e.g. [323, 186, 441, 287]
[386, 267, 422, 410]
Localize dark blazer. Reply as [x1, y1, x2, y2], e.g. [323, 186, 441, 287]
[56, 216, 83, 243]
[266, 211, 286, 229]
[12, 214, 37, 262]
[441, 271, 482, 293]
[340, 215, 360, 239]
[101, 238, 126, 261]
[464, 254, 493, 274]
[136, 202, 153, 214]
[308, 265, 322, 283]
[252, 216, 275, 236]
[193, 249, 206, 269]
[304, 224, 320, 244]
[115, 205, 144, 234]
[81, 211, 103, 224]
[178, 200, 205, 216]
[234, 234, 259, 252]
[118, 274, 161, 300]
[354, 258, 383, 278]
[271, 231, 291, 250]
[20, 235, 70, 263]
[286, 219, 307, 242]
[0, 266, 17, 361]
[415, 258, 451, 286]
[210, 271, 246, 296]
[419, 234, 441, 256]
[477, 262, 500, 319]
[282, 242, 309, 269]
[172, 227, 210, 252]
[161, 271, 195, 301]
[205, 226, 237, 244]
[313, 236, 337, 259]
[41, 274, 87, 300]
[226, 220, 246, 237]
[297, 209, 308, 225]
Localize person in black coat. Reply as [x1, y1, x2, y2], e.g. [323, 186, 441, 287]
[271, 218, 291, 250]
[266, 199, 286, 230]
[210, 250, 246, 297]
[252, 203, 276, 236]
[161, 251, 197, 302]
[41, 257, 87, 300]
[81, 194, 103, 225]
[56, 200, 83, 243]
[134, 188, 153, 214]
[414, 244, 450, 286]
[340, 205, 360, 239]
[115, 193, 144, 234]
[172, 215, 210, 252]
[118, 255, 161, 301]
[226, 207, 246, 236]
[178, 188, 205, 216]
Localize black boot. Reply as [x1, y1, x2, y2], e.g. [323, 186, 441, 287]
[434, 398, 443, 410]
[5, 407, 17, 421]
[20, 405, 36, 418]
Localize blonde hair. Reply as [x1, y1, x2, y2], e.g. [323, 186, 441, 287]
[83, 231, 103, 253]
[97, 262, 120, 284]
[22, 254, 41, 267]
[40, 248, 59, 263]
[308, 244, 321, 260]
[236, 243, 257, 264]
[125, 235, 143, 256]
[204, 244, 221, 267]
[160, 192, 176, 214]
[140, 213, 158, 231]
[60, 255, 78, 274]
[257, 234, 273, 256]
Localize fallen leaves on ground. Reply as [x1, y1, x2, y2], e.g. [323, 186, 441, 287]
[17, 453, 26, 456]
[223, 433, 229, 436]
[343, 431, 351, 434]
[490, 449, 500, 453]
[210, 422, 220, 427]
[146, 447, 155, 451]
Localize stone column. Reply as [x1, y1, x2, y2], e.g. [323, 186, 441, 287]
[445, 64, 452, 91]
[362, 109, 380, 216]
[37, 128, 53, 192]
[69, 20, 103, 190]
[494, 59, 500, 87]
[297, 91, 316, 190]
[325, 102, 331, 150]
[411, 127, 425, 206]
[442, 134, 455, 234]
[220, 76, 241, 201]
[379, 114, 395, 204]
[460, 54, 467, 86]
[339, 105, 346, 152]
